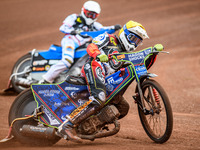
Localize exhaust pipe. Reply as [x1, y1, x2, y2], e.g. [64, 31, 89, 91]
[78, 120, 120, 141]
[15, 78, 37, 88]
[20, 125, 58, 140]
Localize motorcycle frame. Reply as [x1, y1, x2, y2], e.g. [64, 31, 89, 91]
[31, 46, 161, 128]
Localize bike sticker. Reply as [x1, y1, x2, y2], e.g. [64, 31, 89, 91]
[105, 66, 134, 104]
[32, 82, 89, 127]
[117, 54, 125, 59]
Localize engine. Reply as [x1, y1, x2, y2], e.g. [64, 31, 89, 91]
[78, 105, 120, 135]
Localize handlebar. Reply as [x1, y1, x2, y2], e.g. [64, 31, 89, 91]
[150, 50, 170, 54]
[96, 44, 169, 64]
[79, 29, 116, 39]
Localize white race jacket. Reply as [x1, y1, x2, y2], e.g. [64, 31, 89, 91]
[59, 13, 115, 45]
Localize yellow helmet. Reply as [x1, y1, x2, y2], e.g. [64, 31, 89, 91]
[118, 20, 149, 51]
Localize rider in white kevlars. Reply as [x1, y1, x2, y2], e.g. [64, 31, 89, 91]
[40, 1, 121, 83]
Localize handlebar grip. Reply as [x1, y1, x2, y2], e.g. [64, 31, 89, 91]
[153, 44, 164, 51]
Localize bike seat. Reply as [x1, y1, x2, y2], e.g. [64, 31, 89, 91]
[65, 75, 86, 85]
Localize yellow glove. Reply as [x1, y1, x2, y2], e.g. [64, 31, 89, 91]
[154, 44, 164, 51]
[96, 54, 109, 62]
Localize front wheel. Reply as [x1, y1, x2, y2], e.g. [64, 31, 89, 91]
[8, 88, 61, 146]
[136, 79, 173, 143]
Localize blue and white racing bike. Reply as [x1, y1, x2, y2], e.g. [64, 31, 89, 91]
[7, 29, 116, 93]
[7, 44, 173, 146]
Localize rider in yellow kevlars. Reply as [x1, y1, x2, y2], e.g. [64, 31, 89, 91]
[57, 20, 159, 143]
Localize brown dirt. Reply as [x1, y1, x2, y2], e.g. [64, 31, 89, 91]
[0, 0, 200, 149]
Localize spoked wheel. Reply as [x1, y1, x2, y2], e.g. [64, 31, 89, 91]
[8, 88, 61, 146]
[11, 53, 31, 93]
[137, 79, 173, 143]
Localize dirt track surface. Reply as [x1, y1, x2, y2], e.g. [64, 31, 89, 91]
[0, 0, 200, 149]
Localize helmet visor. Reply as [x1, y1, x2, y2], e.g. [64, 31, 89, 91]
[83, 8, 99, 20]
[124, 26, 143, 47]
[127, 33, 142, 46]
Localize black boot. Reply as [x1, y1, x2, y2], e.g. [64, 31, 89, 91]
[58, 98, 103, 143]
[38, 79, 50, 84]
[58, 120, 82, 143]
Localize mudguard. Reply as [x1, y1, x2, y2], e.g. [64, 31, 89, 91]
[39, 44, 87, 60]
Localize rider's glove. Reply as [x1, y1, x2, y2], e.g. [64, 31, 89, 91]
[96, 54, 109, 62]
[114, 24, 122, 31]
[70, 30, 77, 35]
[153, 44, 164, 51]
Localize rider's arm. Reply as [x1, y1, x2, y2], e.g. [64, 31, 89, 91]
[93, 22, 113, 30]
[86, 43, 101, 58]
[93, 22, 121, 31]
[59, 14, 77, 34]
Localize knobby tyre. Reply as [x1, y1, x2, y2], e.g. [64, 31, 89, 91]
[137, 79, 173, 143]
[8, 88, 61, 146]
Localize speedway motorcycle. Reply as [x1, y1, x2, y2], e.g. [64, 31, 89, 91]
[6, 28, 116, 93]
[5, 44, 173, 146]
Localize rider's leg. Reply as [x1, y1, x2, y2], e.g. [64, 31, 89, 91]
[42, 37, 77, 83]
[113, 95, 130, 119]
[58, 58, 106, 142]
[42, 60, 71, 83]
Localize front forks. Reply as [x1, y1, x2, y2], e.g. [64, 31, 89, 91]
[137, 83, 148, 113]
[133, 81, 161, 115]
[133, 82, 149, 114]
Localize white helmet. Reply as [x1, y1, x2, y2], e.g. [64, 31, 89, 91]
[118, 20, 149, 52]
[81, 1, 101, 25]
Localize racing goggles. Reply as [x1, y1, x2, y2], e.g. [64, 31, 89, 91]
[83, 8, 99, 19]
[124, 26, 143, 47]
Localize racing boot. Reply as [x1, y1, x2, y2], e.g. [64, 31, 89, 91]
[38, 79, 50, 84]
[58, 120, 82, 143]
[58, 97, 104, 143]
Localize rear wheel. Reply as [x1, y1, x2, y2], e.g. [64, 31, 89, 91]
[137, 79, 173, 143]
[8, 88, 61, 146]
[11, 53, 31, 93]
